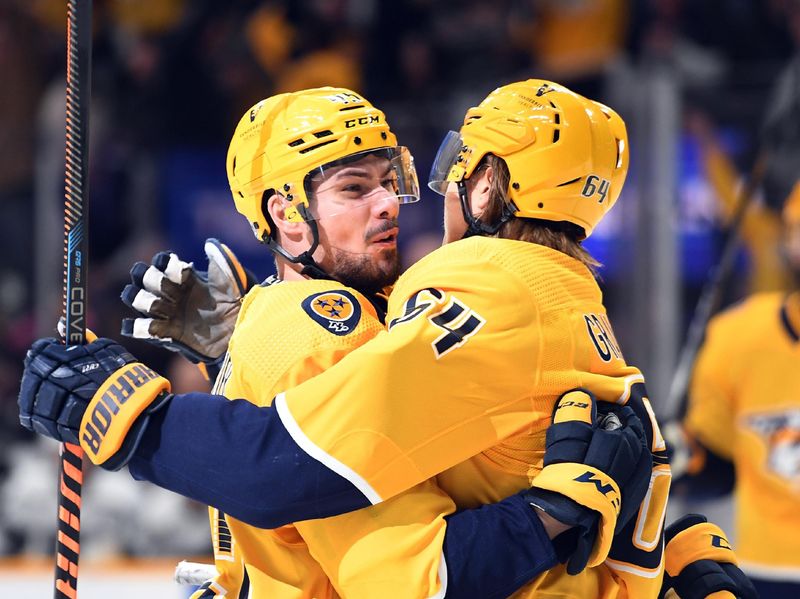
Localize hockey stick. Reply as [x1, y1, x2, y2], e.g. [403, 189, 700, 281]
[55, 1, 92, 597]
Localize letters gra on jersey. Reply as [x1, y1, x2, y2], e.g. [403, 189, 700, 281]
[584, 313, 622, 362]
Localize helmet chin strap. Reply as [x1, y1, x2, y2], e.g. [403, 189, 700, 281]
[265, 203, 334, 281]
[457, 180, 517, 239]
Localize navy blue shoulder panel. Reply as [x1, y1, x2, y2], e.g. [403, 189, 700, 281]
[128, 392, 370, 528]
[443, 492, 557, 599]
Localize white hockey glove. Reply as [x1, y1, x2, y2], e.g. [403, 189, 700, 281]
[121, 239, 257, 365]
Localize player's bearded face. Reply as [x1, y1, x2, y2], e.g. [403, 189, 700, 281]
[310, 155, 402, 293]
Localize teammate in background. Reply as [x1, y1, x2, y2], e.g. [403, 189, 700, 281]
[26, 86, 653, 599]
[675, 182, 800, 598]
[21, 80, 679, 597]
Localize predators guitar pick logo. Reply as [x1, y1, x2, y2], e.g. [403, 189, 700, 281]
[301, 290, 361, 336]
[747, 409, 800, 486]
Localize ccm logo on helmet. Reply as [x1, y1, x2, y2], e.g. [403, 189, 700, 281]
[345, 115, 380, 128]
[81, 364, 161, 455]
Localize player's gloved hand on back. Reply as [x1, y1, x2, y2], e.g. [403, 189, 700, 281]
[659, 514, 759, 599]
[523, 389, 652, 575]
[121, 238, 256, 365]
[18, 337, 171, 470]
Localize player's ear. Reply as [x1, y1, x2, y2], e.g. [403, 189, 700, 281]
[266, 193, 304, 240]
[469, 165, 494, 215]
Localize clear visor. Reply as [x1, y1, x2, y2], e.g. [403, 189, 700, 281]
[427, 130, 464, 196]
[303, 146, 420, 221]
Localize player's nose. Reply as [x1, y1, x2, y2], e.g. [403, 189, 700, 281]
[371, 188, 400, 219]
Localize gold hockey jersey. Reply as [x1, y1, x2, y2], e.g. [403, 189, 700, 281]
[207, 278, 455, 598]
[277, 237, 670, 598]
[686, 291, 800, 581]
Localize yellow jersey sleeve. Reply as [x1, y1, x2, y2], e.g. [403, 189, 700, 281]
[685, 312, 738, 460]
[278, 247, 547, 502]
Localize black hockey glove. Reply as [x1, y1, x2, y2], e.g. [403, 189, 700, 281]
[659, 514, 759, 599]
[121, 238, 257, 365]
[18, 337, 171, 470]
[524, 389, 652, 575]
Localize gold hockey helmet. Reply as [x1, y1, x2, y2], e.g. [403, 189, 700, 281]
[227, 87, 419, 242]
[428, 79, 629, 238]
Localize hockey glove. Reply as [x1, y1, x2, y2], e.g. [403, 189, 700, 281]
[524, 389, 652, 575]
[121, 238, 256, 365]
[659, 514, 758, 599]
[18, 337, 171, 470]
[189, 579, 226, 599]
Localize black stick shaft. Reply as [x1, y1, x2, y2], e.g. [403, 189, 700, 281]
[665, 154, 767, 419]
[56, 0, 91, 597]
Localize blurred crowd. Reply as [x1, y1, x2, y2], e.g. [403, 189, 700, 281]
[1, 0, 799, 560]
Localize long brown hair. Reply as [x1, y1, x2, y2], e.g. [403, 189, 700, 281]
[478, 154, 601, 274]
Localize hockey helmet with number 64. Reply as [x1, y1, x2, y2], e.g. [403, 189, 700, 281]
[428, 79, 629, 238]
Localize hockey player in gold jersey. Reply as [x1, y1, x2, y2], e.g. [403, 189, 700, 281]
[191, 89, 429, 598]
[18, 80, 667, 598]
[126, 88, 603, 599]
[19, 79, 763, 598]
[676, 182, 800, 598]
[260, 79, 673, 597]
[22, 86, 656, 599]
